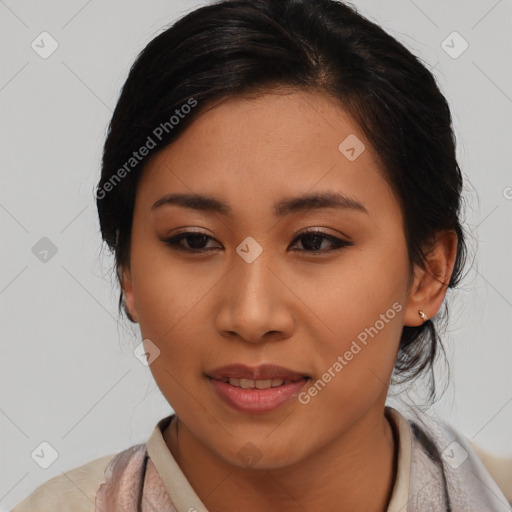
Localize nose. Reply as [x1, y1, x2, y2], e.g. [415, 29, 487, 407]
[214, 250, 295, 344]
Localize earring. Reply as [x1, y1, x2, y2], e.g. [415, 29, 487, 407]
[418, 309, 429, 322]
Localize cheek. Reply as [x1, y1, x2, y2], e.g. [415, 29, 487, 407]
[130, 237, 202, 336]
[297, 298, 403, 424]
[130, 253, 210, 413]
[299, 240, 407, 393]
[128, 235, 221, 378]
[299, 239, 406, 336]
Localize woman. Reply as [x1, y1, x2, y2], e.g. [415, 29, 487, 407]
[12, 0, 511, 510]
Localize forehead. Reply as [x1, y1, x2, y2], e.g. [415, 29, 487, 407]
[135, 90, 398, 221]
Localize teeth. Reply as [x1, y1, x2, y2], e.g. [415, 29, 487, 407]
[256, 380, 272, 389]
[226, 377, 289, 388]
[240, 379, 254, 389]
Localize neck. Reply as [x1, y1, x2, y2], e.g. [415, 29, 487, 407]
[164, 406, 398, 512]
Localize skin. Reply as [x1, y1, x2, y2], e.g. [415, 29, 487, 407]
[121, 88, 458, 512]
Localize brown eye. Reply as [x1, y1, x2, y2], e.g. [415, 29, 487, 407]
[290, 230, 353, 254]
[162, 232, 221, 252]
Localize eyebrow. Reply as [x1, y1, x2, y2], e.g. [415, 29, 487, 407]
[151, 191, 369, 217]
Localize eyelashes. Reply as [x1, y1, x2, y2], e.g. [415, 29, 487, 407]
[161, 229, 353, 255]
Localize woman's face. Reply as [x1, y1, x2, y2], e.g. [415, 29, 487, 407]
[122, 89, 416, 469]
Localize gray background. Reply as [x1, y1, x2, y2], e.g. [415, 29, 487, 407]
[1, 0, 511, 509]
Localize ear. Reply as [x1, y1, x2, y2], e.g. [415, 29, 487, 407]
[403, 229, 458, 327]
[120, 265, 139, 323]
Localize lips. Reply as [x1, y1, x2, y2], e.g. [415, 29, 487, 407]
[207, 363, 311, 414]
[207, 363, 310, 382]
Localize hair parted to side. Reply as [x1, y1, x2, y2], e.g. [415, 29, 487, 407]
[96, 0, 469, 405]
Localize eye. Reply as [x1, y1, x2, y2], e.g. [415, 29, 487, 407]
[161, 229, 353, 254]
[161, 231, 221, 253]
[290, 229, 353, 254]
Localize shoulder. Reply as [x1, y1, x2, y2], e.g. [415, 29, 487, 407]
[11, 452, 118, 512]
[402, 408, 512, 509]
[467, 439, 512, 504]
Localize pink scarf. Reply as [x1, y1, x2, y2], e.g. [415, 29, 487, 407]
[95, 444, 178, 512]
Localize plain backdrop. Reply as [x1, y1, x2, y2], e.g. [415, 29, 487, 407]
[1, 0, 511, 509]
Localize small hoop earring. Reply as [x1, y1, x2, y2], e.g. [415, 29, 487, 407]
[418, 309, 429, 322]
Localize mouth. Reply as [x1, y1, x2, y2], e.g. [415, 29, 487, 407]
[214, 377, 306, 389]
[206, 363, 312, 414]
[207, 362, 311, 382]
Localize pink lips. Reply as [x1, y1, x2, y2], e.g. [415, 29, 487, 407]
[207, 363, 310, 414]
